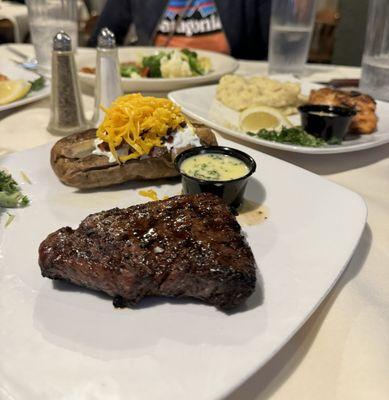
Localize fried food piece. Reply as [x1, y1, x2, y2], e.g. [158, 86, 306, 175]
[80, 67, 96, 74]
[0, 74, 9, 81]
[308, 88, 378, 134]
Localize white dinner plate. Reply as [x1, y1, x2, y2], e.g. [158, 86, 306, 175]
[77, 46, 238, 93]
[169, 83, 389, 154]
[0, 138, 366, 400]
[0, 59, 50, 113]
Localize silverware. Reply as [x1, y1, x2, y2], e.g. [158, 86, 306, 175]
[6, 46, 33, 60]
[10, 58, 39, 71]
[7, 46, 39, 71]
[9, 59, 44, 78]
[316, 79, 360, 88]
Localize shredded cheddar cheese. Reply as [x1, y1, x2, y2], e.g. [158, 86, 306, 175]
[139, 189, 159, 201]
[138, 190, 173, 201]
[96, 93, 186, 162]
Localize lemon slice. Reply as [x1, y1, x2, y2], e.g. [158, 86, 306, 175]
[0, 79, 32, 105]
[239, 106, 292, 132]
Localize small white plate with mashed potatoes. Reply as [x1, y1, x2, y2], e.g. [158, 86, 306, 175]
[169, 74, 389, 154]
[77, 46, 238, 93]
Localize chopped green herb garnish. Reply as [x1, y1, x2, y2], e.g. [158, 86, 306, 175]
[29, 76, 45, 91]
[247, 126, 325, 147]
[20, 170, 32, 184]
[0, 170, 30, 208]
[193, 169, 221, 180]
[5, 212, 15, 228]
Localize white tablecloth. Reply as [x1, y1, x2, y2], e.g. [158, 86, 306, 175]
[0, 44, 388, 400]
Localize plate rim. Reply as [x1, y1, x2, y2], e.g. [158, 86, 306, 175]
[220, 196, 367, 400]
[77, 45, 239, 86]
[0, 87, 50, 113]
[0, 141, 368, 400]
[168, 84, 389, 154]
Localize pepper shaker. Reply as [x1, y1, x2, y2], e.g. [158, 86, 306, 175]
[91, 27, 123, 127]
[47, 31, 89, 136]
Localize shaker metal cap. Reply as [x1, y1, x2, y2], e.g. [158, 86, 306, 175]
[98, 27, 116, 49]
[53, 31, 71, 51]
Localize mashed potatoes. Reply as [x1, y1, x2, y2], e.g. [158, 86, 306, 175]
[216, 75, 306, 115]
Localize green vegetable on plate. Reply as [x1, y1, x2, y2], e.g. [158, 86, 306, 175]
[139, 49, 208, 78]
[182, 48, 205, 75]
[120, 64, 141, 77]
[142, 52, 166, 78]
[29, 76, 45, 92]
[5, 212, 15, 228]
[247, 126, 325, 148]
[0, 170, 30, 208]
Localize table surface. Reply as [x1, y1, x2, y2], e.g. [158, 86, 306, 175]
[1, 44, 388, 400]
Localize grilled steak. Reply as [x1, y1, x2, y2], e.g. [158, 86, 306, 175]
[38, 193, 257, 310]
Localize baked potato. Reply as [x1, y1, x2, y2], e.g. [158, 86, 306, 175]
[51, 123, 217, 189]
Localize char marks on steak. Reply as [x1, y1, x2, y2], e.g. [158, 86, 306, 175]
[38, 193, 257, 310]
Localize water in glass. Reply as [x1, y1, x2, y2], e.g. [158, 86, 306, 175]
[30, 19, 78, 70]
[269, 24, 313, 75]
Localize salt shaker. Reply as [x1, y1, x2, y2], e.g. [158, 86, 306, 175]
[47, 31, 89, 136]
[91, 27, 123, 127]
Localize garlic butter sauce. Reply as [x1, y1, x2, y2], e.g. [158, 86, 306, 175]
[180, 153, 249, 181]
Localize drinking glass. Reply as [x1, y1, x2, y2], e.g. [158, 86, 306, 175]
[26, 0, 78, 72]
[268, 0, 318, 75]
[359, 0, 389, 101]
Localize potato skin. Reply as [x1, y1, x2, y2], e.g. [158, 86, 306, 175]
[51, 125, 217, 189]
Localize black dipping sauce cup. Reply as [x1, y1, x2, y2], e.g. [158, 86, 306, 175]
[298, 104, 357, 143]
[174, 146, 257, 210]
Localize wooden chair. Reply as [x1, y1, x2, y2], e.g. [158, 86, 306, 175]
[0, 18, 15, 44]
[309, 8, 341, 64]
[79, 12, 99, 45]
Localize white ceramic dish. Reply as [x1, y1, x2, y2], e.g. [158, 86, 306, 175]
[77, 46, 238, 93]
[169, 83, 389, 154]
[0, 59, 50, 112]
[0, 138, 366, 400]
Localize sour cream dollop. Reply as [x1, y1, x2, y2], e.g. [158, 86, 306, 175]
[165, 124, 201, 151]
[92, 124, 200, 162]
[92, 138, 129, 163]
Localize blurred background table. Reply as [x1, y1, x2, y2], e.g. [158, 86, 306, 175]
[0, 1, 28, 42]
[0, 1, 90, 44]
[1, 43, 388, 400]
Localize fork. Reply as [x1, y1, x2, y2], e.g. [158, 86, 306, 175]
[6, 46, 39, 71]
[9, 59, 45, 79]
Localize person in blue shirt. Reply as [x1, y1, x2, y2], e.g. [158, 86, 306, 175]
[88, 0, 271, 60]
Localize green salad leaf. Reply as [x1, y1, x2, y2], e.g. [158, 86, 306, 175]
[182, 48, 204, 75]
[247, 126, 325, 147]
[0, 170, 29, 208]
[29, 76, 45, 91]
[142, 52, 166, 77]
[120, 64, 141, 77]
